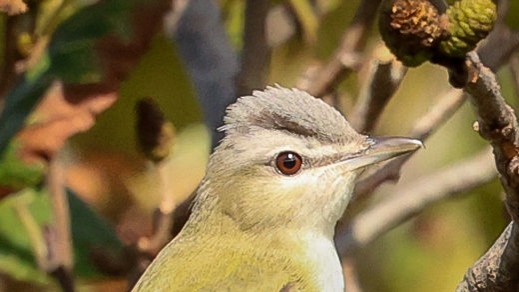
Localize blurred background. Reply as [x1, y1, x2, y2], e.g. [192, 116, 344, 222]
[0, 0, 518, 291]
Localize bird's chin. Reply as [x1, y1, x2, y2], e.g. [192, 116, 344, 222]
[310, 171, 357, 225]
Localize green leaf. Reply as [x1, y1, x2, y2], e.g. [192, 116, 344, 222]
[0, 142, 46, 191]
[0, 188, 124, 283]
[0, 190, 51, 284]
[0, 73, 53, 158]
[0, 0, 145, 157]
[67, 188, 125, 278]
[47, 0, 139, 84]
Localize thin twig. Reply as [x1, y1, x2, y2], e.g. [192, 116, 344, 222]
[137, 163, 176, 255]
[47, 157, 74, 292]
[12, 0, 72, 75]
[350, 47, 407, 132]
[265, 5, 297, 48]
[298, 0, 382, 97]
[236, 0, 271, 96]
[287, 0, 318, 44]
[343, 258, 364, 292]
[0, 0, 58, 99]
[479, 25, 519, 72]
[130, 161, 177, 288]
[13, 195, 48, 269]
[36, 0, 71, 37]
[163, 0, 190, 35]
[353, 88, 466, 198]
[508, 54, 519, 103]
[337, 147, 496, 256]
[13, 165, 75, 292]
[477, 0, 519, 71]
[0, 15, 22, 100]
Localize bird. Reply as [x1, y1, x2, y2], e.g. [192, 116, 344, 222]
[132, 86, 422, 291]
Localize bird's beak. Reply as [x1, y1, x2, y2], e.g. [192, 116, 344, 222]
[340, 137, 423, 172]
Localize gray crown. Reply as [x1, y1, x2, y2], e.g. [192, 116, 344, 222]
[221, 86, 362, 144]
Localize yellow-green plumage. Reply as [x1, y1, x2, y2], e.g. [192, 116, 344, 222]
[133, 175, 334, 291]
[133, 214, 319, 291]
[132, 86, 421, 291]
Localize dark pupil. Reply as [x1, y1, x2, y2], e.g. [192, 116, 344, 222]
[283, 154, 297, 169]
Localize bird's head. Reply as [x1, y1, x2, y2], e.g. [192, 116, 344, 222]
[198, 86, 421, 235]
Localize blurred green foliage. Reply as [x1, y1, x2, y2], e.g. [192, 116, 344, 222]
[0, 0, 156, 156]
[505, 0, 519, 30]
[67, 188, 125, 278]
[0, 188, 124, 284]
[48, 0, 135, 84]
[0, 142, 45, 192]
[74, 33, 202, 156]
[0, 190, 49, 285]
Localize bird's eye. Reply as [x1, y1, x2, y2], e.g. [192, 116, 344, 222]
[275, 151, 303, 175]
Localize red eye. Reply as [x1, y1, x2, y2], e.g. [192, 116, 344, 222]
[275, 151, 303, 175]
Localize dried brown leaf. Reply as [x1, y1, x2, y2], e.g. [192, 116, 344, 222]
[13, 0, 171, 166]
[0, 0, 27, 15]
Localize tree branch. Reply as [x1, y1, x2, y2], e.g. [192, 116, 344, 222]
[353, 88, 466, 198]
[343, 257, 364, 292]
[509, 54, 519, 100]
[456, 222, 519, 291]
[171, 0, 239, 147]
[0, 15, 23, 100]
[478, 0, 519, 71]
[13, 159, 75, 292]
[298, 0, 382, 97]
[465, 52, 519, 222]
[453, 51, 519, 291]
[46, 157, 74, 292]
[236, 0, 271, 96]
[13, 196, 48, 271]
[350, 46, 407, 132]
[337, 148, 496, 256]
[137, 163, 176, 256]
